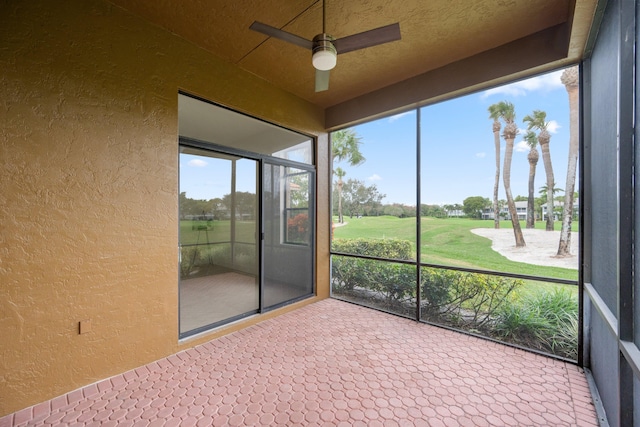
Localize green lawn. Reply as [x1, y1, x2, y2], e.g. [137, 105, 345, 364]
[333, 216, 579, 283]
[181, 216, 579, 285]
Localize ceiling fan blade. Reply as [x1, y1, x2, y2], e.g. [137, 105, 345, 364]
[334, 23, 401, 54]
[249, 21, 313, 50]
[315, 69, 330, 92]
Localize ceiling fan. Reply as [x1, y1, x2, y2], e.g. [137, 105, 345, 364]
[249, 0, 401, 92]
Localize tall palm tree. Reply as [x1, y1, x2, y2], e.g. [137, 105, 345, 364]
[558, 66, 579, 256]
[331, 129, 365, 224]
[334, 167, 347, 223]
[523, 110, 555, 231]
[497, 101, 525, 247]
[488, 103, 502, 229]
[332, 129, 365, 166]
[524, 131, 539, 229]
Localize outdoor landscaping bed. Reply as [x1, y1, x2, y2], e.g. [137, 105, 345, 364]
[331, 238, 578, 360]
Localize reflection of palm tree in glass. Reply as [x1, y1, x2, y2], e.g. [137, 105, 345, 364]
[524, 131, 539, 229]
[524, 110, 555, 231]
[488, 103, 502, 229]
[288, 172, 309, 207]
[497, 101, 525, 247]
[558, 66, 579, 256]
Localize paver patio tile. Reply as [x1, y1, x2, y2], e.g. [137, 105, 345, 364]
[4, 300, 598, 426]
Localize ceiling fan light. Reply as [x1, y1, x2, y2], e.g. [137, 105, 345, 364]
[312, 34, 337, 71]
[312, 49, 337, 71]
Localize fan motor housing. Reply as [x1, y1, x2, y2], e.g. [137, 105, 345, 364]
[312, 33, 337, 70]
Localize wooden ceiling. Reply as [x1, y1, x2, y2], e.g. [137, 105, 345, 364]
[108, 0, 599, 124]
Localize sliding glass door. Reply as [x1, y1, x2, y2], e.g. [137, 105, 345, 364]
[179, 148, 315, 337]
[179, 147, 259, 336]
[178, 93, 315, 337]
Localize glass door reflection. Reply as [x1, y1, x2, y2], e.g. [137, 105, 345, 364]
[179, 147, 258, 336]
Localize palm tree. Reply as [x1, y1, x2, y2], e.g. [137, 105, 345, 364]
[497, 101, 525, 247]
[332, 129, 365, 166]
[443, 204, 454, 217]
[524, 131, 539, 229]
[539, 182, 563, 196]
[488, 103, 502, 229]
[334, 167, 347, 223]
[539, 182, 563, 224]
[557, 66, 579, 256]
[331, 129, 365, 223]
[523, 110, 555, 231]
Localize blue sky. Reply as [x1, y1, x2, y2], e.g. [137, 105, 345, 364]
[341, 68, 574, 206]
[180, 154, 258, 200]
[181, 68, 575, 206]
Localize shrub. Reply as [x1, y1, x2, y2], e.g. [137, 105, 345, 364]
[332, 238, 413, 260]
[332, 256, 374, 292]
[421, 268, 523, 327]
[366, 262, 416, 304]
[534, 288, 579, 358]
[494, 288, 578, 359]
[201, 244, 232, 267]
[180, 246, 204, 278]
[287, 213, 309, 243]
[332, 239, 523, 324]
[420, 267, 457, 312]
[332, 256, 416, 304]
[493, 298, 551, 343]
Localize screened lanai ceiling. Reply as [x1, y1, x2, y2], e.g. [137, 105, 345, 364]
[108, 0, 599, 125]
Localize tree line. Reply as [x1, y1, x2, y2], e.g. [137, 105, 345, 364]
[330, 178, 455, 219]
[179, 191, 256, 220]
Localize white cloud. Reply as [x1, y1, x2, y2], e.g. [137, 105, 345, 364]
[481, 70, 564, 99]
[188, 159, 208, 167]
[547, 120, 561, 134]
[476, 152, 486, 158]
[515, 140, 529, 152]
[368, 174, 382, 181]
[388, 111, 415, 123]
[483, 86, 526, 98]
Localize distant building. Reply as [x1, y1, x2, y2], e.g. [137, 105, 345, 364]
[542, 198, 580, 221]
[446, 209, 465, 218]
[481, 201, 527, 221]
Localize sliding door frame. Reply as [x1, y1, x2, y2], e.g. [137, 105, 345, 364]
[179, 136, 316, 337]
[261, 157, 316, 312]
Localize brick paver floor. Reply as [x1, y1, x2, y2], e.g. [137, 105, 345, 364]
[1, 299, 598, 426]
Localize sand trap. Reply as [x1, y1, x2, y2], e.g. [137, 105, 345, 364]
[471, 228, 579, 270]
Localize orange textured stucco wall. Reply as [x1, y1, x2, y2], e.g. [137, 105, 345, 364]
[0, 0, 328, 416]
